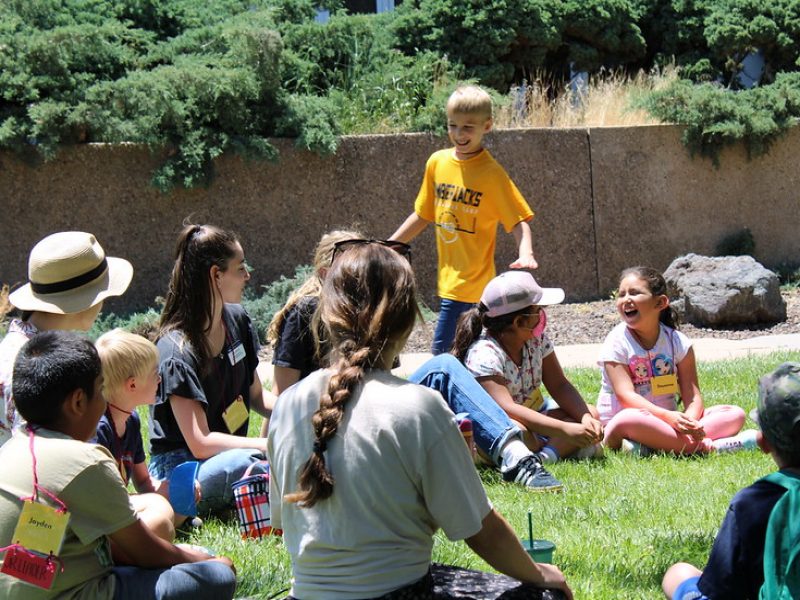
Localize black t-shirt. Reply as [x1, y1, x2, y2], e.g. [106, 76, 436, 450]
[271, 296, 325, 380]
[698, 477, 787, 599]
[150, 304, 260, 455]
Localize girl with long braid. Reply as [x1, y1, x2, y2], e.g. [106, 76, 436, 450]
[267, 242, 572, 600]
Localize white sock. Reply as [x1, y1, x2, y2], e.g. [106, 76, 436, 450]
[572, 443, 603, 460]
[500, 439, 533, 471]
[536, 446, 559, 464]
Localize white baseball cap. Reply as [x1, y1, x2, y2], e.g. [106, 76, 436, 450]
[480, 271, 564, 318]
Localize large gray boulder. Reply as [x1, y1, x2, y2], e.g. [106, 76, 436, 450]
[664, 254, 786, 327]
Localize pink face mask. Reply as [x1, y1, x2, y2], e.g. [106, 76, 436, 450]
[531, 308, 547, 338]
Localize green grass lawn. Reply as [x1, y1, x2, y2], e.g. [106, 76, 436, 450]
[150, 350, 799, 599]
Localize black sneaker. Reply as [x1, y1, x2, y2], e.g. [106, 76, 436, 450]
[502, 455, 564, 491]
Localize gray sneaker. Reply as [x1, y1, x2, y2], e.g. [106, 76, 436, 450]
[502, 455, 564, 491]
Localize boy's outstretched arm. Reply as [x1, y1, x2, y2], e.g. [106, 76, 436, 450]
[390, 212, 429, 243]
[509, 220, 538, 269]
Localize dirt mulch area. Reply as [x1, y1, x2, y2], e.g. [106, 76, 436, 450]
[402, 288, 800, 353]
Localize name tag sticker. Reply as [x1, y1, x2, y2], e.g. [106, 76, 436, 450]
[228, 342, 246, 366]
[525, 388, 545, 412]
[12, 501, 69, 556]
[0, 545, 58, 589]
[222, 395, 248, 433]
[651, 374, 679, 395]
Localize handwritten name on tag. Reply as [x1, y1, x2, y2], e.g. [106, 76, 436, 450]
[12, 501, 69, 556]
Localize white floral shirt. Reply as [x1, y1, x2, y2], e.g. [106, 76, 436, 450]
[464, 330, 555, 412]
[0, 319, 38, 446]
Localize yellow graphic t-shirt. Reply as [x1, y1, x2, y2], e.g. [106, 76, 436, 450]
[414, 149, 534, 302]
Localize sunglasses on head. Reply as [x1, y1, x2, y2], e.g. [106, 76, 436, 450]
[331, 239, 412, 265]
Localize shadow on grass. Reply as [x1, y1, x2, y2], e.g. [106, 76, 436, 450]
[566, 529, 712, 594]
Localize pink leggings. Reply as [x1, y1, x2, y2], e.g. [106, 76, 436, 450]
[604, 405, 746, 454]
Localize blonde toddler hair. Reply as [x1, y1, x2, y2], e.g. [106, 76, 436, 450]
[95, 328, 158, 397]
[447, 85, 492, 119]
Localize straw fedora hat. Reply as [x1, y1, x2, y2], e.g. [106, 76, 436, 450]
[9, 232, 133, 314]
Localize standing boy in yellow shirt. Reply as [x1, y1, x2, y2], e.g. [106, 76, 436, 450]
[390, 84, 538, 354]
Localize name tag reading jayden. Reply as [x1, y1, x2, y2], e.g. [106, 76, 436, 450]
[651, 374, 679, 395]
[11, 501, 69, 556]
[222, 395, 248, 433]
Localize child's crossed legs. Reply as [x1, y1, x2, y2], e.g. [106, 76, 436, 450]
[604, 405, 745, 454]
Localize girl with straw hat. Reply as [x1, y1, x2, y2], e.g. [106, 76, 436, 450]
[0, 231, 133, 445]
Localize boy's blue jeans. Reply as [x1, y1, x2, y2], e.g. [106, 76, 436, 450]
[112, 561, 236, 599]
[432, 299, 474, 355]
[149, 448, 266, 514]
[409, 354, 522, 464]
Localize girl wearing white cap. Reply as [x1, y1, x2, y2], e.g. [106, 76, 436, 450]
[452, 271, 604, 465]
[0, 231, 133, 446]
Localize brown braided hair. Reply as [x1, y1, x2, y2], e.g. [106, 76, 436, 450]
[284, 243, 419, 507]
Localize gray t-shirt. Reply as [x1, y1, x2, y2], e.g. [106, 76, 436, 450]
[268, 369, 492, 600]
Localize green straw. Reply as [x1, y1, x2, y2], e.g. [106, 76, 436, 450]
[527, 511, 533, 549]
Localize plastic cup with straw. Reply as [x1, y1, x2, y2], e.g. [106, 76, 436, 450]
[521, 510, 555, 564]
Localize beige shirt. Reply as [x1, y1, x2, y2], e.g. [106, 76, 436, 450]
[0, 429, 137, 599]
[268, 369, 492, 600]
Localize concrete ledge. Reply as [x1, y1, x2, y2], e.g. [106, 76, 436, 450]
[1, 125, 798, 313]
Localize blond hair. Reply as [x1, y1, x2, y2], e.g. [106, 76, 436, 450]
[95, 328, 158, 398]
[267, 228, 363, 344]
[447, 85, 493, 119]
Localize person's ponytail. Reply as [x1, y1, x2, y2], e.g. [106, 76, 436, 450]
[450, 306, 485, 362]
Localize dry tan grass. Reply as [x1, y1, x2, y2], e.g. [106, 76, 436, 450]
[494, 66, 678, 129]
[0, 285, 12, 329]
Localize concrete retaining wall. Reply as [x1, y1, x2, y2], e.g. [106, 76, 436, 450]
[0, 124, 797, 315]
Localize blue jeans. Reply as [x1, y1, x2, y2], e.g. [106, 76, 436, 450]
[149, 448, 266, 514]
[409, 354, 522, 463]
[432, 299, 474, 355]
[112, 561, 236, 600]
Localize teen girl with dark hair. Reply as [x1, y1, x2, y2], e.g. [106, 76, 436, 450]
[267, 242, 573, 600]
[149, 223, 270, 513]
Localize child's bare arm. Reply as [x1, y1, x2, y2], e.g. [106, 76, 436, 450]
[110, 518, 234, 571]
[510, 221, 538, 269]
[131, 461, 157, 494]
[466, 509, 573, 599]
[390, 212, 429, 243]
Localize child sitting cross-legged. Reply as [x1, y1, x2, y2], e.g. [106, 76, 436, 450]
[93, 329, 190, 540]
[0, 331, 236, 600]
